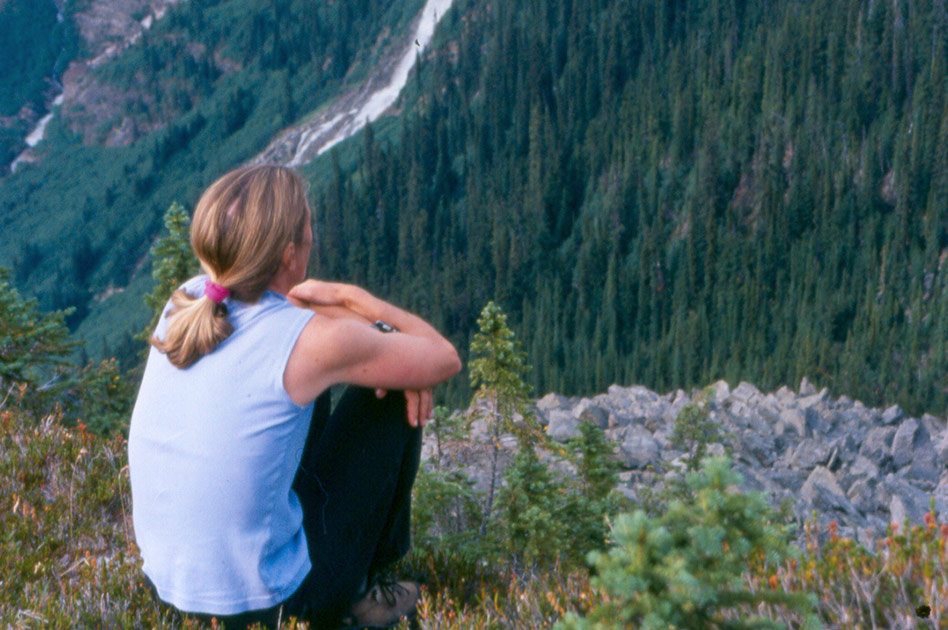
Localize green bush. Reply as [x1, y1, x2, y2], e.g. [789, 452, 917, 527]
[670, 390, 732, 472]
[411, 464, 484, 558]
[0, 267, 136, 434]
[0, 266, 78, 413]
[413, 303, 623, 573]
[69, 358, 135, 435]
[558, 456, 823, 630]
[497, 442, 569, 569]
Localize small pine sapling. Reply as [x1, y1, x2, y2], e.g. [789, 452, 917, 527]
[670, 388, 726, 472]
[139, 202, 197, 344]
[560, 421, 625, 566]
[0, 267, 78, 415]
[468, 301, 540, 533]
[557, 456, 823, 630]
[497, 442, 567, 570]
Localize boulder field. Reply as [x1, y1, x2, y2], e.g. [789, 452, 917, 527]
[423, 378, 948, 552]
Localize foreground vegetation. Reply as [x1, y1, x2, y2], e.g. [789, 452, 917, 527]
[4, 394, 947, 629]
[2, 276, 945, 628]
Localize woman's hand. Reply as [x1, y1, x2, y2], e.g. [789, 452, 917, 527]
[375, 388, 432, 428]
[288, 280, 353, 308]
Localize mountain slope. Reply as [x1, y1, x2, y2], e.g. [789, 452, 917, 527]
[4, 0, 948, 416]
[0, 0, 425, 355]
[297, 0, 948, 411]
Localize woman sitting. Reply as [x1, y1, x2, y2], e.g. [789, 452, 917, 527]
[128, 164, 461, 629]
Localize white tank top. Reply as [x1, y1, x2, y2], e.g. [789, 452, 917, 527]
[128, 276, 315, 614]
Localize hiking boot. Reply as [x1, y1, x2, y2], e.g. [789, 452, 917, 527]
[341, 577, 420, 628]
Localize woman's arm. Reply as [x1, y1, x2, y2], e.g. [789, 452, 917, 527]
[289, 280, 454, 344]
[283, 281, 461, 416]
[287, 286, 439, 426]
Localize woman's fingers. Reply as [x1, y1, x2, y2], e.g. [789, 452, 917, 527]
[421, 389, 433, 427]
[405, 389, 420, 427]
[401, 389, 433, 427]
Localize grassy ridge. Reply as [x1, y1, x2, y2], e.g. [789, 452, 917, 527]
[4, 398, 948, 628]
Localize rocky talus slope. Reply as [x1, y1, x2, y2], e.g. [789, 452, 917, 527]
[425, 379, 948, 552]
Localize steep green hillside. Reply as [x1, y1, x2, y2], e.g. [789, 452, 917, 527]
[303, 0, 948, 412]
[0, 0, 72, 115]
[0, 0, 423, 352]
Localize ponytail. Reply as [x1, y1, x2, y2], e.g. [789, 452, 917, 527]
[151, 286, 234, 369]
[148, 164, 310, 369]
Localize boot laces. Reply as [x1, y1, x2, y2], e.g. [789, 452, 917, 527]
[373, 574, 406, 607]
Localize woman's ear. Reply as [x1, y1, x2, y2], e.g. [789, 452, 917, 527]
[282, 241, 297, 271]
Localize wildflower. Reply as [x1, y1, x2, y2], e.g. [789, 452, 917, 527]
[768, 574, 779, 591]
[941, 524, 948, 538]
[828, 520, 837, 534]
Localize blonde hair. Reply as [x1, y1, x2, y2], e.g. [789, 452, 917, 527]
[152, 165, 310, 368]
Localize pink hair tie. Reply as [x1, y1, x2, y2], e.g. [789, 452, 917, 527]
[204, 279, 230, 304]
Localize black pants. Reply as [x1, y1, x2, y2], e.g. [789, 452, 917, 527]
[147, 386, 422, 629]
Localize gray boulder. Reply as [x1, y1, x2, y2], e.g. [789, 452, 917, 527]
[921, 413, 945, 439]
[799, 377, 817, 396]
[535, 392, 572, 427]
[882, 404, 905, 425]
[829, 434, 859, 467]
[890, 418, 940, 487]
[903, 449, 941, 489]
[663, 390, 691, 423]
[572, 398, 609, 430]
[619, 430, 661, 469]
[799, 466, 862, 519]
[780, 407, 809, 437]
[891, 417, 928, 469]
[839, 455, 881, 491]
[730, 381, 762, 404]
[882, 475, 936, 526]
[798, 390, 828, 411]
[935, 432, 948, 467]
[769, 467, 808, 492]
[847, 479, 883, 513]
[709, 380, 731, 405]
[859, 426, 896, 465]
[787, 439, 831, 470]
[546, 409, 580, 442]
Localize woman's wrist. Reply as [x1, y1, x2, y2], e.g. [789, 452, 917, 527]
[341, 285, 375, 318]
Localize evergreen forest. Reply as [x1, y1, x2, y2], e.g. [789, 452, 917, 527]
[3, 0, 948, 415]
[310, 0, 948, 412]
